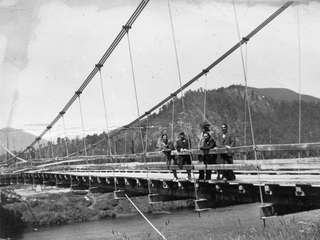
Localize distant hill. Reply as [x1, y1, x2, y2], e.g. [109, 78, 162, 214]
[0, 128, 47, 156]
[1, 85, 319, 161]
[249, 87, 320, 103]
[146, 85, 320, 147]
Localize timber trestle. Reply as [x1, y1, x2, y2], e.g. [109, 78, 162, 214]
[2, 142, 320, 215]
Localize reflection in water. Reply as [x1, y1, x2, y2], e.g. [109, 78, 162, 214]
[20, 203, 262, 240]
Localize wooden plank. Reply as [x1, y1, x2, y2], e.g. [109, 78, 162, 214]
[13, 156, 320, 175]
[255, 142, 320, 152]
[234, 170, 320, 175]
[36, 159, 320, 172]
[173, 146, 253, 155]
[14, 142, 320, 171]
[235, 157, 320, 165]
[259, 163, 320, 170]
[193, 164, 258, 171]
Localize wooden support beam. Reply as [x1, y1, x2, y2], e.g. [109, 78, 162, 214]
[135, 178, 141, 186]
[124, 178, 130, 186]
[264, 185, 273, 195]
[295, 186, 305, 196]
[148, 179, 154, 187]
[194, 199, 211, 212]
[238, 185, 245, 194]
[114, 190, 125, 200]
[260, 203, 276, 219]
[148, 194, 162, 204]
[162, 180, 168, 189]
[215, 185, 223, 193]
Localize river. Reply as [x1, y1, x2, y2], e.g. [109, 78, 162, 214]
[19, 202, 276, 240]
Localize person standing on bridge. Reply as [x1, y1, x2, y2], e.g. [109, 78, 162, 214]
[216, 123, 236, 181]
[198, 131, 217, 181]
[198, 122, 215, 146]
[176, 132, 192, 181]
[160, 134, 179, 182]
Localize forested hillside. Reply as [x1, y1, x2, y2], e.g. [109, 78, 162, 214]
[148, 85, 320, 146]
[1, 85, 320, 162]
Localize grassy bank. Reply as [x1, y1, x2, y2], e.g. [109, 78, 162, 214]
[1, 186, 193, 229]
[221, 216, 320, 240]
[1, 186, 320, 240]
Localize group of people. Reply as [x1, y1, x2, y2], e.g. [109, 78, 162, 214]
[161, 122, 236, 182]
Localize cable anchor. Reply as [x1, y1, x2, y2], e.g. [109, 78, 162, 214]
[75, 91, 82, 96]
[242, 37, 249, 43]
[123, 25, 131, 33]
[202, 69, 209, 74]
[95, 63, 103, 69]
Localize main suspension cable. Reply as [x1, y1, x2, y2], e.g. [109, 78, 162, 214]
[13, 0, 150, 162]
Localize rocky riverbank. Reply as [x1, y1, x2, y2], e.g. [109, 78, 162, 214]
[0, 185, 192, 238]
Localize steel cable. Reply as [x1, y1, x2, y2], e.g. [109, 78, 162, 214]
[11, 0, 150, 162]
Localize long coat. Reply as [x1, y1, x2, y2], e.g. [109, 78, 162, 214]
[217, 131, 236, 180]
[199, 137, 217, 164]
[217, 132, 236, 156]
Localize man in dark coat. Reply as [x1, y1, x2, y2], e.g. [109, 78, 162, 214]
[217, 123, 236, 180]
[175, 132, 192, 181]
[199, 132, 216, 180]
[160, 134, 178, 181]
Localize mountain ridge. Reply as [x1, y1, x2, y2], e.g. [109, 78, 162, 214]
[0, 128, 47, 156]
[1, 86, 319, 160]
[248, 86, 320, 103]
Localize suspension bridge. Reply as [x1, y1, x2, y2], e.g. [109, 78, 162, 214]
[1, 0, 320, 222]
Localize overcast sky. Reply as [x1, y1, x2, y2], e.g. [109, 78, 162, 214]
[0, 0, 320, 140]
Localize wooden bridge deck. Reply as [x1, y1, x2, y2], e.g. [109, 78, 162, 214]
[40, 169, 319, 187]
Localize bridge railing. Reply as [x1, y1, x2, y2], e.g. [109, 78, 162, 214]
[5, 142, 320, 174]
[12, 157, 320, 175]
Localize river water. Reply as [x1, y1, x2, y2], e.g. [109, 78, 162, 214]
[19, 203, 269, 240]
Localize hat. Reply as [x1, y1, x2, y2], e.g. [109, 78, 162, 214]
[202, 122, 210, 128]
